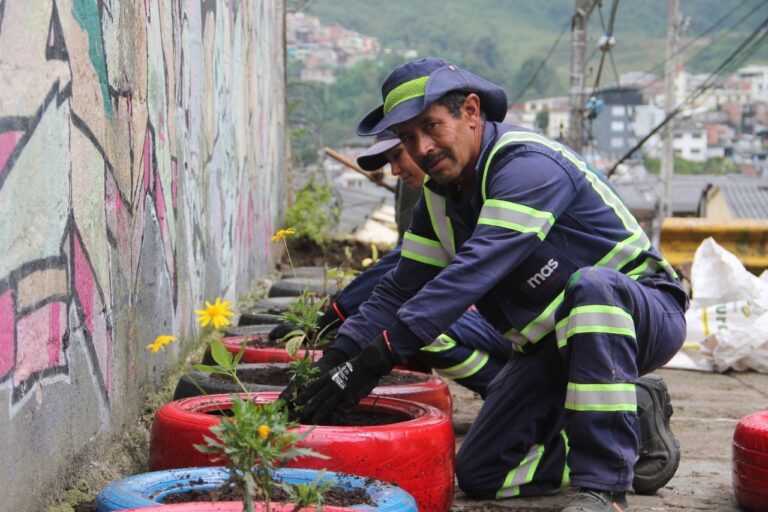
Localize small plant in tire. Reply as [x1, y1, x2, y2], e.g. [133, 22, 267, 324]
[194, 338, 329, 511]
[272, 226, 337, 399]
[152, 295, 330, 511]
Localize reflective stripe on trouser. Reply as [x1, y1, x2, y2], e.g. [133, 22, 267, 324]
[455, 267, 686, 498]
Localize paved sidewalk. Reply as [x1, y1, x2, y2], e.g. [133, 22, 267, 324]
[448, 368, 768, 511]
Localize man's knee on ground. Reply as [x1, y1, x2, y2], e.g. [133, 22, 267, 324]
[455, 451, 499, 499]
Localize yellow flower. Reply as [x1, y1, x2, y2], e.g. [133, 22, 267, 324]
[146, 335, 177, 353]
[271, 228, 295, 242]
[258, 425, 270, 439]
[195, 297, 235, 330]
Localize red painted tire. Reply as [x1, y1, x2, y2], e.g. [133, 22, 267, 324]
[733, 410, 768, 511]
[173, 362, 452, 417]
[220, 336, 430, 374]
[149, 393, 455, 512]
[218, 335, 320, 364]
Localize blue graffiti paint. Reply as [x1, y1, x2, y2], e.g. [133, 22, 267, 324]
[71, 0, 113, 118]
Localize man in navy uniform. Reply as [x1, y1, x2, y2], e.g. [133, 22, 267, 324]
[275, 131, 513, 399]
[288, 58, 687, 512]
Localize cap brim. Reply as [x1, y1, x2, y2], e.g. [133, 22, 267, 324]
[356, 137, 401, 171]
[356, 97, 427, 136]
[357, 64, 508, 135]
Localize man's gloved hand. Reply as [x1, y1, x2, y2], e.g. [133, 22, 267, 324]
[295, 333, 396, 424]
[268, 302, 345, 342]
[276, 347, 348, 410]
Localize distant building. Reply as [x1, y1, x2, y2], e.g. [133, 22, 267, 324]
[505, 96, 569, 140]
[590, 86, 645, 159]
[286, 12, 380, 84]
[736, 65, 768, 103]
[672, 121, 708, 162]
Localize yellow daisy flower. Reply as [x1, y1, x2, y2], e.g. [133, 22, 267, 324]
[146, 335, 177, 353]
[271, 228, 295, 242]
[195, 297, 235, 330]
[258, 425, 270, 439]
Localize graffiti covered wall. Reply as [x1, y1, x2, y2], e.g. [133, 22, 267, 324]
[0, 1, 285, 508]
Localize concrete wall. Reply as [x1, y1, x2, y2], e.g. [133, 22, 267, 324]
[0, 1, 285, 509]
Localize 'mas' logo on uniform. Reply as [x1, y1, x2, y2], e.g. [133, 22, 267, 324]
[527, 259, 559, 288]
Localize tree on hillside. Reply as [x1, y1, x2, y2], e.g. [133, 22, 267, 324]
[510, 57, 562, 102]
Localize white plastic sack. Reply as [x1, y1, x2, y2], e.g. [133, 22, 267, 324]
[665, 237, 768, 372]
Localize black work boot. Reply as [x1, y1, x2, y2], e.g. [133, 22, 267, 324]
[633, 374, 680, 494]
[562, 489, 629, 511]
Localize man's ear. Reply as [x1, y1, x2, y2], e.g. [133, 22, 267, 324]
[463, 93, 482, 127]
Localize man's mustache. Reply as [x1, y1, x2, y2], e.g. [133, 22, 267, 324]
[420, 150, 452, 170]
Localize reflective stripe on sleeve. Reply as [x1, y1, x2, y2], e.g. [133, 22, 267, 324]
[421, 333, 457, 352]
[478, 199, 555, 241]
[401, 232, 451, 268]
[433, 350, 490, 381]
[565, 382, 637, 412]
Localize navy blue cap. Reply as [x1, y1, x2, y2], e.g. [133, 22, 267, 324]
[356, 130, 400, 171]
[357, 57, 508, 136]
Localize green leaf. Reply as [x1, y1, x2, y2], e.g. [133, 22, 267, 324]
[285, 335, 305, 358]
[192, 364, 233, 376]
[233, 338, 247, 366]
[210, 339, 234, 368]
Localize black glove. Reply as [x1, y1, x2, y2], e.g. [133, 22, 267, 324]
[295, 334, 396, 424]
[268, 302, 345, 342]
[277, 348, 348, 410]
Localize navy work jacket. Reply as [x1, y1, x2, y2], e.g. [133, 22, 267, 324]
[334, 122, 686, 362]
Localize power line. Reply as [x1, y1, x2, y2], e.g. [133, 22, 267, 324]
[511, 17, 571, 104]
[648, 0, 767, 77]
[607, 15, 768, 176]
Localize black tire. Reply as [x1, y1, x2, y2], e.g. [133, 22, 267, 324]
[222, 324, 277, 337]
[268, 277, 338, 298]
[281, 266, 327, 279]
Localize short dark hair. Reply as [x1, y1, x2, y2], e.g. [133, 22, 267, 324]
[436, 92, 487, 120]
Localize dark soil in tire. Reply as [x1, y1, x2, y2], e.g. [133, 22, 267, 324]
[162, 482, 373, 506]
[208, 365, 425, 387]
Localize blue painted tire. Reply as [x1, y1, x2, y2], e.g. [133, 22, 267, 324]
[96, 466, 416, 512]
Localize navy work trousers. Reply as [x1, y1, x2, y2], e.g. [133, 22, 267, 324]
[455, 267, 687, 498]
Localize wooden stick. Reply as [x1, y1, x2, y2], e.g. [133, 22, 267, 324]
[323, 147, 397, 193]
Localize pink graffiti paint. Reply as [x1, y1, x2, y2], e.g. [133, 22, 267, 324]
[155, 171, 166, 242]
[47, 301, 61, 366]
[74, 233, 95, 335]
[0, 131, 21, 175]
[0, 289, 15, 379]
[15, 302, 63, 385]
[143, 128, 152, 193]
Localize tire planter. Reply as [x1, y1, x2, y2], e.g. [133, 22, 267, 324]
[214, 335, 317, 365]
[97, 466, 416, 511]
[172, 363, 452, 417]
[221, 324, 278, 338]
[217, 335, 430, 375]
[268, 277, 338, 298]
[733, 410, 768, 511]
[149, 393, 454, 512]
[238, 298, 298, 326]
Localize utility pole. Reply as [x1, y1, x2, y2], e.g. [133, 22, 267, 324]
[660, 0, 679, 220]
[568, 0, 591, 153]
